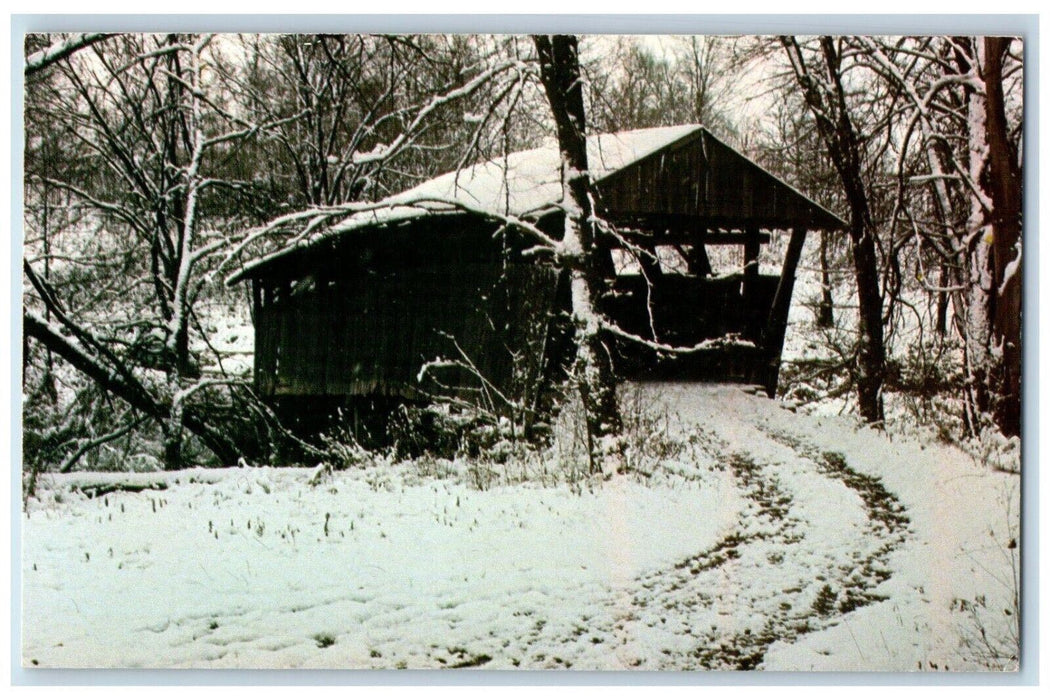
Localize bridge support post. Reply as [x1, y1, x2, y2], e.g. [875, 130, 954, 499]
[763, 226, 808, 397]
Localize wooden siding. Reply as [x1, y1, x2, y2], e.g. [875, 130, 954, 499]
[595, 130, 844, 231]
[253, 220, 560, 403]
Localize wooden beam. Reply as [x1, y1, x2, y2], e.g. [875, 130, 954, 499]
[251, 278, 262, 317]
[601, 210, 844, 234]
[707, 232, 772, 246]
[763, 226, 808, 397]
[595, 244, 618, 278]
[743, 226, 761, 280]
[609, 231, 772, 246]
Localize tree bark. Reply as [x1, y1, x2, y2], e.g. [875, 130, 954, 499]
[935, 261, 949, 336]
[955, 38, 1022, 438]
[533, 34, 622, 471]
[982, 37, 1023, 437]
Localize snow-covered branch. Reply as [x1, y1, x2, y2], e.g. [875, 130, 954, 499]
[58, 411, 148, 473]
[25, 33, 113, 76]
[601, 322, 757, 355]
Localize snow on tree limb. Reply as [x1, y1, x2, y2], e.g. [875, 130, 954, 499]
[25, 33, 113, 76]
[601, 321, 756, 355]
[24, 309, 239, 464]
[58, 411, 148, 473]
[855, 37, 995, 216]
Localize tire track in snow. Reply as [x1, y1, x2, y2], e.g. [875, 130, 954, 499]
[483, 415, 912, 670]
[625, 450, 815, 670]
[760, 426, 911, 618]
[610, 425, 911, 670]
[496, 445, 815, 669]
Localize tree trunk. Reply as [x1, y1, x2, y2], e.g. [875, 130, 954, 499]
[163, 374, 186, 470]
[935, 261, 949, 336]
[817, 230, 835, 328]
[956, 38, 1022, 438]
[982, 37, 1023, 437]
[849, 213, 886, 424]
[533, 34, 622, 472]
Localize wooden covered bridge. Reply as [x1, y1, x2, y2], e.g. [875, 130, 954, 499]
[228, 124, 845, 435]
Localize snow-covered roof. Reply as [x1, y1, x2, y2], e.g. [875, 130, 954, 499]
[334, 124, 703, 227]
[228, 124, 846, 284]
[227, 125, 703, 284]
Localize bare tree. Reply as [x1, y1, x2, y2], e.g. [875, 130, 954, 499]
[24, 34, 269, 468]
[584, 36, 738, 139]
[228, 34, 515, 210]
[780, 36, 887, 424]
[854, 35, 1022, 438]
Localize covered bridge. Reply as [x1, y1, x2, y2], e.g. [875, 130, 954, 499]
[228, 124, 845, 435]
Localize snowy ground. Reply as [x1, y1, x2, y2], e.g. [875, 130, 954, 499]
[21, 384, 1020, 671]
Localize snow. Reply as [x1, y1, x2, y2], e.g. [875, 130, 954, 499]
[21, 384, 1019, 671]
[24, 33, 109, 74]
[329, 124, 702, 230]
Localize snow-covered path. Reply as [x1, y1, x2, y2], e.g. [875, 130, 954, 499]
[21, 385, 1020, 671]
[652, 385, 1019, 671]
